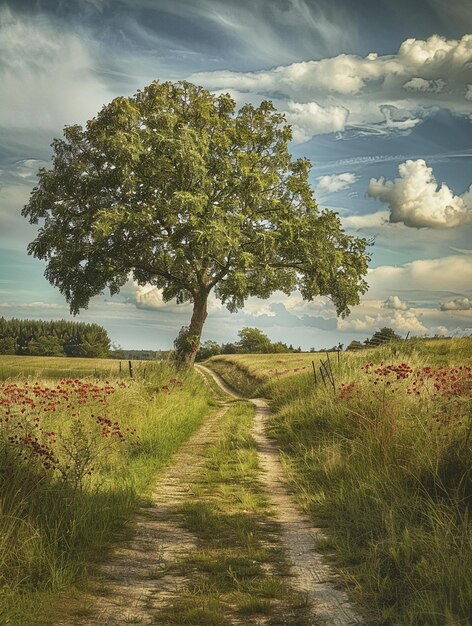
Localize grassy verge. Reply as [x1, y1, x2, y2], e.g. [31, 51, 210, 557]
[204, 353, 319, 397]
[154, 401, 311, 625]
[0, 361, 212, 625]
[209, 339, 472, 625]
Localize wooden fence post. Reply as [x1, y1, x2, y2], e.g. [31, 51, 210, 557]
[128, 360, 133, 378]
[311, 360, 317, 384]
[319, 363, 327, 388]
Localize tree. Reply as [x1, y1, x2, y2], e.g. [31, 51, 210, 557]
[368, 327, 401, 346]
[28, 335, 64, 357]
[0, 337, 16, 355]
[23, 80, 370, 365]
[237, 327, 272, 353]
[346, 340, 363, 351]
[196, 340, 221, 361]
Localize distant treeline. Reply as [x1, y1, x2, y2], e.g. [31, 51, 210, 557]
[346, 327, 402, 351]
[0, 318, 110, 358]
[109, 349, 170, 361]
[195, 327, 302, 361]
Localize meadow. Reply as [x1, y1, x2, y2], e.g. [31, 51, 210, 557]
[204, 352, 322, 397]
[0, 354, 133, 381]
[0, 356, 212, 625]
[206, 337, 472, 625]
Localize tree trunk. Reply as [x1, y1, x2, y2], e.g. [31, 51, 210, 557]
[182, 292, 208, 366]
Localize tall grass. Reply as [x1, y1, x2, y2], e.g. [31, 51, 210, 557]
[0, 361, 212, 625]
[0, 354, 128, 381]
[206, 353, 318, 397]
[208, 338, 472, 625]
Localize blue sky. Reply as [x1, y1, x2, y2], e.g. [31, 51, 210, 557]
[1, 0, 471, 350]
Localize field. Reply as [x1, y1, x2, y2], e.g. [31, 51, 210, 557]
[2, 339, 471, 625]
[204, 352, 323, 396]
[0, 354, 140, 381]
[0, 356, 212, 625]
[206, 337, 472, 625]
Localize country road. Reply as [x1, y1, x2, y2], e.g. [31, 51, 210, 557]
[57, 366, 361, 626]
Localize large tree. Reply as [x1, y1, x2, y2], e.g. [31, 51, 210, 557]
[23, 81, 370, 364]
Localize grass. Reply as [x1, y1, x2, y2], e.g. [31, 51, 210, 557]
[0, 354, 141, 381]
[205, 353, 321, 397]
[153, 400, 312, 625]
[0, 358, 213, 625]
[206, 337, 472, 625]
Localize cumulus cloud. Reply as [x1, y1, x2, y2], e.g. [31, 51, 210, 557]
[403, 77, 446, 92]
[440, 297, 471, 311]
[131, 284, 192, 313]
[316, 172, 357, 195]
[383, 296, 409, 310]
[285, 101, 349, 142]
[338, 309, 428, 334]
[368, 159, 472, 228]
[367, 254, 472, 298]
[189, 34, 472, 139]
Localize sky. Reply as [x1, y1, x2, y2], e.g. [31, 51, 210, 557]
[1, 0, 472, 350]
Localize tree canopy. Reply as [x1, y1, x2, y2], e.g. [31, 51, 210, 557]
[23, 80, 370, 363]
[0, 317, 110, 357]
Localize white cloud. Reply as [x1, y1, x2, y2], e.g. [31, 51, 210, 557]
[367, 255, 472, 297]
[11, 159, 48, 182]
[466, 85, 472, 101]
[0, 7, 111, 128]
[403, 77, 446, 92]
[123, 280, 274, 316]
[316, 172, 357, 195]
[0, 301, 66, 310]
[368, 159, 472, 228]
[123, 281, 194, 313]
[341, 210, 390, 229]
[383, 295, 409, 310]
[440, 297, 471, 311]
[189, 34, 472, 138]
[285, 101, 349, 142]
[338, 309, 428, 334]
[461, 184, 472, 207]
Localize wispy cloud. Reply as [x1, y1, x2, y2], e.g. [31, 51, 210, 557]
[0, 7, 114, 129]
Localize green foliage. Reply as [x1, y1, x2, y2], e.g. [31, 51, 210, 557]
[196, 328, 299, 360]
[346, 339, 364, 351]
[346, 327, 403, 351]
[23, 80, 370, 361]
[237, 327, 272, 353]
[0, 337, 16, 355]
[0, 317, 110, 358]
[28, 335, 64, 357]
[367, 326, 402, 346]
[197, 340, 222, 361]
